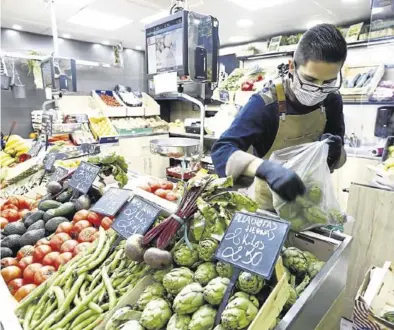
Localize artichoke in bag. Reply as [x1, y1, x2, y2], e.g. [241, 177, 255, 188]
[188, 305, 217, 330]
[203, 277, 230, 306]
[303, 206, 328, 225]
[306, 183, 322, 204]
[295, 275, 310, 295]
[135, 283, 166, 311]
[140, 298, 172, 330]
[302, 251, 319, 266]
[307, 260, 325, 279]
[163, 267, 194, 295]
[194, 262, 218, 286]
[284, 286, 298, 310]
[198, 239, 219, 262]
[166, 314, 191, 330]
[236, 271, 265, 295]
[328, 208, 346, 224]
[173, 243, 200, 267]
[216, 261, 234, 279]
[173, 283, 205, 315]
[282, 247, 308, 276]
[279, 202, 301, 220]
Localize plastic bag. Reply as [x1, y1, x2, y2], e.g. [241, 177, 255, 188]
[269, 140, 346, 232]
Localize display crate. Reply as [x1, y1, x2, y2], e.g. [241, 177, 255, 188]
[142, 92, 160, 116]
[341, 64, 385, 96]
[116, 127, 153, 136]
[92, 90, 127, 117]
[58, 95, 101, 116]
[89, 116, 119, 144]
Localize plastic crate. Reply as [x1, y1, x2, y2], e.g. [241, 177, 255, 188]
[92, 90, 127, 117]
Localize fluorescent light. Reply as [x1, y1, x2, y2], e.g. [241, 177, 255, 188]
[68, 9, 132, 31]
[140, 11, 168, 24]
[76, 60, 100, 66]
[62, 33, 71, 38]
[135, 46, 143, 50]
[306, 20, 323, 29]
[228, 36, 253, 43]
[342, 0, 358, 2]
[12, 24, 23, 30]
[372, 7, 384, 14]
[236, 19, 253, 27]
[227, 0, 295, 10]
[102, 41, 110, 45]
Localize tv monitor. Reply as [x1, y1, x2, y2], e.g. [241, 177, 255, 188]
[41, 57, 77, 92]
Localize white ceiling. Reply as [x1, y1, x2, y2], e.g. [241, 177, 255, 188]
[1, 0, 372, 49]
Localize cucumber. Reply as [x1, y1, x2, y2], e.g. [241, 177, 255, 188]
[27, 220, 45, 232]
[43, 202, 76, 222]
[24, 211, 45, 228]
[19, 229, 46, 247]
[2, 234, 21, 250]
[56, 190, 73, 203]
[38, 200, 62, 212]
[45, 217, 69, 234]
[4, 222, 26, 236]
[1, 247, 13, 259]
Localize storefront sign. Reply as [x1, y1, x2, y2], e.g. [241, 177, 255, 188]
[91, 187, 131, 216]
[50, 166, 69, 182]
[69, 161, 100, 194]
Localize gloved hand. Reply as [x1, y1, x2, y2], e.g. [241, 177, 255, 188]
[320, 133, 342, 168]
[256, 160, 306, 201]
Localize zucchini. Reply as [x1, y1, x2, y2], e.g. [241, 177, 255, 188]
[45, 217, 69, 234]
[24, 210, 45, 228]
[43, 202, 76, 222]
[1, 247, 13, 259]
[38, 200, 62, 212]
[56, 190, 73, 203]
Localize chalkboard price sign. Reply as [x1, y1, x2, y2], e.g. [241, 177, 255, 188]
[215, 211, 290, 279]
[42, 114, 53, 136]
[69, 161, 100, 194]
[28, 140, 43, 157]
[75, 114, 89, 123]
[44, 151, 58, 171]
[50, 166, 69, 182]
[219, 90, 230, 102]
[80, 143, 100, 155]
[112, 196, 161, 239]
[91, 188, 131, 216]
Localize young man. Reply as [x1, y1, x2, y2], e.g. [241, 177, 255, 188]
[211, 24, 347, 210]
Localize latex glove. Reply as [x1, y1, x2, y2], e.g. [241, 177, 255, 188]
[320, 133, 342, 168]
[256, 160, 306, 201]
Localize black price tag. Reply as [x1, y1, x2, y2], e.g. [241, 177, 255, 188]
[42, 114, 53, 136]
[220, 90, 230, 102]
[215, 211, 290, 279]
[80, 143, 100, 155]
[75, 114, 89, 123]
[69, 161, 100, 194]
[91, 188, 131, 216]
[111, 196, 161, 239]
[28, 140, 43, 157]
[44, 151, 58, 172]
[50, 166, 69, 182]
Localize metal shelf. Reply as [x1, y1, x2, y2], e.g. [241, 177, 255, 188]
[343, 100, 394, 105]
[169, 132, 218, 142]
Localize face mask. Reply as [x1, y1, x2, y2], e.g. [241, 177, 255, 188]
[289, 72, 333, 107]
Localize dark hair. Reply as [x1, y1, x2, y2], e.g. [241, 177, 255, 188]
[294, 23, 347, 66]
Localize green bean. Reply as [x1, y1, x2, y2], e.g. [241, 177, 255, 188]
[33, 300, 57, 328]
[77, 238, 111, 274]
[89, 302, 103, 314]
[80, 281, 89, 299]
[69, 309, 96, 329]
[112, 276, 127, 287]
[31, 296, 49, 324]
[52, 286, 65, 309]
[72, 314, 102, 330]
[102, 266, 116, 309]
[77, 227, 107, 269]
[88, 272, 102, 292]
[60, 274, 86, 311]
[97, 286, 107, 303]
[73, 293, 81, 306]
[22, 304, 35, 330]
[63, 276, 73, 296]
[109, 249, 124, 271]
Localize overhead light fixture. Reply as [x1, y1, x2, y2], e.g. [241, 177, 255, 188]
[342, 0, 358, 2]
[306, 20, 323, 29]
[228, 36, 252, 43]
[140, 11, 168, 24]
[371, 7, 384, 14]
[236, 19, 253, 27]
[135, 46, 143, 50]
[102, 41, 110, 45]
[68, 9, 132, 31]
[12, 24, 23, 30]
[227, 0, 295, 11]
[62, 33, 71, 38]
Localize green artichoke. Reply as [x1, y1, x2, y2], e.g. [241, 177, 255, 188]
[213, 326, 226, 330]
[221, 292, 259, 329]
[105, 306, 142, 330]
[295, 196, 313, 208]
[203, 277, 230, 306]
[135, 283, 166, 311]
[216, 261, 234, 279]
[197, 239, 219, 261]
[173, 243, 199, 267]
[303, 206, 328, 224]
[282, 247, 308, 276]
[236, 271, 265, 295]
[289, 216, 307, 232]
[173, 283, 205, 315]
[295, 275, 310, 295]
[307, 260, 325, 279]
[284, 286, 298, 310]
[306, 183, 322, 204]
[140, 298, 172, 330]
[302, 251, 318, 266]
[279, 202, 301, 220]
[163, 267, 194, 295]
[188, 305, 217, 330]
[120, 320, 145, 330]
[153, 265, 173, 283]
[194, 262, 218, 286]
[166, 314, 191, 330]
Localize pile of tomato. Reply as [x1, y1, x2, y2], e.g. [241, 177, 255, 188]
[0, 209, 113, 301]
[0, 196, 37, 228]
[138, 180, 178, 202]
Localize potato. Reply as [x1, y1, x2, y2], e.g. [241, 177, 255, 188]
[143, 248, 173, 269]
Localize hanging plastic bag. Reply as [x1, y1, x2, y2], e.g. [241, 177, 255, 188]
[269, 140, 346, 231]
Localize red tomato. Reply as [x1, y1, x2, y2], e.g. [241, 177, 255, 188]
[2, 204, 19, 211]
[0, 257, 18, 269]
[149, 183, 161, 193]
[34, 265, 55, 285]
[36, 238, 51, 247]
[87, 211, 102, 227]
[42, 252, 60, 267]
[33, 245, 52, 263]
[16, 196, 34, 210]
[73, 242, 91, 256]
[1, 209, 20, 222]
[18, 256, 34, 272]
[14, 284, 37, 301]
[56, 222, 73, 234]
[54, 252, 73, 270]
[164, 181, 174, 190]
[78, 227, 98, 243]
[49, 233, 71, 251]
[23, 263, 43, 283]
[7, 278, 26, 295]
[1, 266, 22, 284]
[60, 240, 79, 254]
[18, 209, 30, 219]
[101, 217, 113, 230]
[72, 210, 90, 222]
[154, 189, 167, 198]
[138, 184, 152, 193]
[165, 191, 178, 201]
[0, 217, 9, 229]
[17, 245, 35, 260]
[70, 220, 92, 239]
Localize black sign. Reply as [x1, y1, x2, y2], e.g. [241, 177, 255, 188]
[44, 151, 58, 171]
[50, 166, 69, 182]
[69, 161, 100, 194]
[75, 114, 89, 123]
[91, 188, 131, 216]
[80, 143, 100, 155]
[28, 140, 43, 157]
[112, 196, 161, 239]
[219, 90, 230, 102]
[215, 211, 290, 279]
[42, 114, 53, 136]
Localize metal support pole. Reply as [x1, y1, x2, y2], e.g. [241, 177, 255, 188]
[49, 0, 59, 56]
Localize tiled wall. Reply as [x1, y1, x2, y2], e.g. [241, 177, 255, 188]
[1, 29, 146, 138]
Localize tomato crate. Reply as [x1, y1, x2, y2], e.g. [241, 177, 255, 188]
[92, 90, 127, 117]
